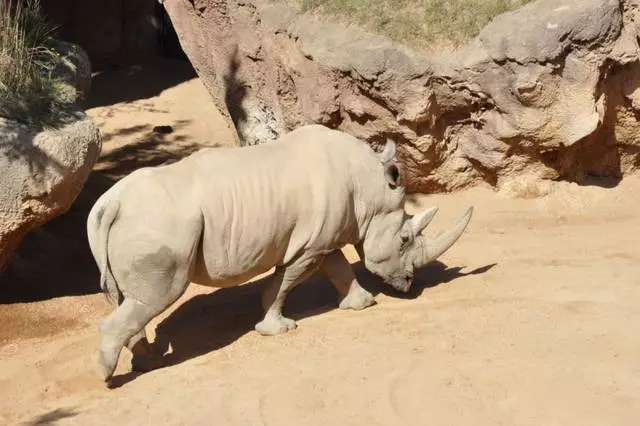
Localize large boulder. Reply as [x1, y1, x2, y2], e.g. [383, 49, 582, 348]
[0, 40, 102, 272]
[162, 0, 640, 193]
[0, 116, 101, 271]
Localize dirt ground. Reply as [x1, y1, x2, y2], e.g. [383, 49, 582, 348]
[1, 58, 639, 425]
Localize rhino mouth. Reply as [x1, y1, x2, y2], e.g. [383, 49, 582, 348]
[388, 276, 412, 293]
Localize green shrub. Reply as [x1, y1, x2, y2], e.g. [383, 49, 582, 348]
[0, 0, 75, 128]
[289, 0, 533, 50]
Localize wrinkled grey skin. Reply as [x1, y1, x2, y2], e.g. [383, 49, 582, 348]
[87, 124, 472, 383]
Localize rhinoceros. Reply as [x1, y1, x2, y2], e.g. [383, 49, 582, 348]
[87, 124, 472, 382]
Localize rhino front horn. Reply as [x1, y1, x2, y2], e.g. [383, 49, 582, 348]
[413, 206, 473, 268]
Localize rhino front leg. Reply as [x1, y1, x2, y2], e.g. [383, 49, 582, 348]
[255, 256, 323, 336]
[320, 250, 375, 310]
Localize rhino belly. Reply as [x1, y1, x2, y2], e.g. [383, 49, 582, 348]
[189, 231, 280, 288]
[189, 261, 273, 288]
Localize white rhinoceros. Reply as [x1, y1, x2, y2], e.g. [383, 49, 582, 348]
[87, 124, 472, 382]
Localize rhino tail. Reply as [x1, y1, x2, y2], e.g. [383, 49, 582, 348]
[97, 198, 122, 306]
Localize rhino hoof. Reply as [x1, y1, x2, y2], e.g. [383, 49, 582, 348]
[255, 315, 297, 336]
[339, 288, 376, 311]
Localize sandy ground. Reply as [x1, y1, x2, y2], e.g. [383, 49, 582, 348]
[1, 58, 639, 425]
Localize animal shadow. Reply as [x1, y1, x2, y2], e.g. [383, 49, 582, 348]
[22, 407, 78, 425]
[354, 260, 498, 299]
[108, 270, 342, 387]
[152, 271, 342, 366]
[109, 260, 496, 387]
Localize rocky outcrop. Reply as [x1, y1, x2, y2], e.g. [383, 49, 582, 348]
[163, 0, 640, 193]
[0, 42, 101, 272]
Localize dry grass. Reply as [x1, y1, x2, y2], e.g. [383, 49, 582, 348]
[0, 0, 74, 128]
[283, 0, 532, 51]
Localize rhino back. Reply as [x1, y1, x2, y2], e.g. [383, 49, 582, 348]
[186, 126, 380, 286]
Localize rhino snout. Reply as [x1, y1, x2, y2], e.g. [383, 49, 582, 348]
[389, 275, 412, 293]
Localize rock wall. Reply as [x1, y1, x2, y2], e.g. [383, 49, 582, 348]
[163, 0, 640, 193]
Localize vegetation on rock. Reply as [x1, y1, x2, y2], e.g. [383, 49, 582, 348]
[287, 0, 533, 50]
[0, 0, 75, 128]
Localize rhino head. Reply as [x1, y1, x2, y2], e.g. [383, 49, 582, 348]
[358, 139, 473, 292]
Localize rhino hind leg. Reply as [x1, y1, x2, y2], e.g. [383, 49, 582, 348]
[320, 250, 376, 311]
[98, 297, 165, 382]
[255, 256, 323, 336]
[98, 214, 203, 383]
[98, 249, 196, 383]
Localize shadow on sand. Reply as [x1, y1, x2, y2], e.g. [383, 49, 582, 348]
[85, 58, 198, 110]
[0, 47, 497, 390]
[22, 407, 78, 425]
[0, 50, 246, 304]
[0, 121, 209, 304]
[108, 260, 496, 388]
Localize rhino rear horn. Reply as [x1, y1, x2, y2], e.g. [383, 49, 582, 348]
[409, 206, 439, 236]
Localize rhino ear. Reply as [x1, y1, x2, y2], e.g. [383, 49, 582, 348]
[384, 163, 402, 187]
[379, 138, 402, 187]
[409, 206, 438, 236]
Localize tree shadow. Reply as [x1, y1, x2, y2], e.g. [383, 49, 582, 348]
[224, 46, 248, 139]
[85, 57, 198, 109]
[109, 259, 496, 388]
[0, 119, 214, 304]
[22, 407, 77, 425]
[0, 114, 84, 185]
[96, 120, 219, 181]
